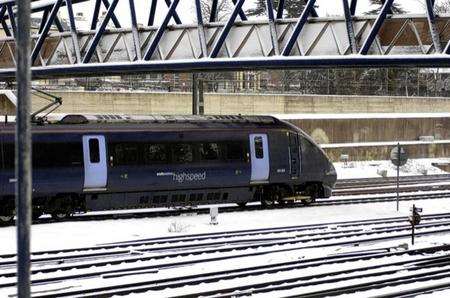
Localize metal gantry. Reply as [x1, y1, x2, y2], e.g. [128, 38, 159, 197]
[0, 0, 448, 77]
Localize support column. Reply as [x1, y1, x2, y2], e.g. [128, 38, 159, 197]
[192, 73, 204, 115]
[16, 0, 32, 296]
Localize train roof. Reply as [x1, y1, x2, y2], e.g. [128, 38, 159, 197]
[0, 114, 292, 133]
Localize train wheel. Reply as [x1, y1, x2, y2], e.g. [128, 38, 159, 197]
[237, 202, 247, 208]
[302, 185, 317, 206]
[50, 196, 73, 220]
[261, 189, 275, 208]
[32, 211, 43, 221]
[51, 211, 71, 220]
[261, 199, 274, 208]
[0, 214, 14, 225]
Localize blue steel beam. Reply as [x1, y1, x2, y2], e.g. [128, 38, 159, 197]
[164, 0, 181, 24]
[359, 0, 394, 55]
[1, 55, 447, 80]
[38, 8, 49, 34]
[128, 0, 141, 60]
[83, 0, 120, 63]
[1, 18, 11, 37]
[350, 0, 357, 15]
[0, 5, 9, 36]
[66, 0, 81, 63]
[266, 0, 279, 55]
[209, 0, 246, 58]
[231, 0, 247, 21]
[210, 0, 218, 22]
[342, 0, 357, 54]
[276, 0, 285, 19]
[194, 0, 207, 57]
[143, 0, 180, 60]
[282, 0, 317, 56]
[425, 0, 441, 53]
[54, 15, 64, 32]
[101, 0, 121, 28]
[31, 0, 63, 64]
[90, 0, 101, 29]
[6, 3, 16, 37]
[381, 0, 393, 14]
[148, 0, 157, 26]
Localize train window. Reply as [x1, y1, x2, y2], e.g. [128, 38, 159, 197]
[2, 144, 14, 169]
[89, 139, 100, 163]
[254, 136, 264, 159]
[113, 143, 140, 166]
[199, 143, 219, 161]
[300, 137, 319, 156]
[172, 144, 193, 163]
[225, 142, 245, 161]
[144, 144, 168, 164]
[33, 143, 83, 168]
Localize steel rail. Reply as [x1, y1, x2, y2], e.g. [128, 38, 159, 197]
[2, 212, 450, 262]
[1, 219, 449, 268]
[2, 217, 450, 281]
[29, 248, 450, 298]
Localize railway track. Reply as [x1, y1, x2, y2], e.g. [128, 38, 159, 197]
[2, 213, 450, 297]
[335, 174, 450, 189]
[1, 189, 449, 228]
[333, 174, 450, 196]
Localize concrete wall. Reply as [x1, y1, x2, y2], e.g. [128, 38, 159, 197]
[0, 94, 15, 115]
[287, 118, 450, 144]
[0, 91, 448, 115]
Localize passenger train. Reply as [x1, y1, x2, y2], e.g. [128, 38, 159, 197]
[0, 114, 337, 223]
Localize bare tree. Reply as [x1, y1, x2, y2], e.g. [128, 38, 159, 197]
[366, 0, 406, 14]
[435, 0, 450, 13]
[195, 0, 233, 22]
[247, 0, 317, 18]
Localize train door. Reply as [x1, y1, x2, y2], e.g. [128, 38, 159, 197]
[289, 133, 301, 178]
[249, 134, 269, 182]
[83, 135, 107, 189]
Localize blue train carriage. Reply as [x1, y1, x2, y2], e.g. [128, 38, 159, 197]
[0, 114, 337, 223]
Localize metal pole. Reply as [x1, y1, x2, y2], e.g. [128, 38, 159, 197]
[192, 73, 198, 115]
[198, 77, 204, 115]
[396, 142, 400, 212]
[16, 0, 32, 295]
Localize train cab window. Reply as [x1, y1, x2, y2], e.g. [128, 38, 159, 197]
[113, 143, 140, 165]
[254, 136, 264, 159]
[300, 137, 319, 156]
[225, 142, 245, 161]
[89, 139, 100, 163]
[172, 144, 193, 163]
[199, 143, 219, 161]
[144, 144, 168, 164]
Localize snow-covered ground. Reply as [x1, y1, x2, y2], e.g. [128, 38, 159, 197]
[334, 158, 449, 179]
[0, 158, 448, 255]
[0, 159, 449, 297]
[1, 196, 450, 255]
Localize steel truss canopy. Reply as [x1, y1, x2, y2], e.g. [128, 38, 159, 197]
[0, 0, 449, 79]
